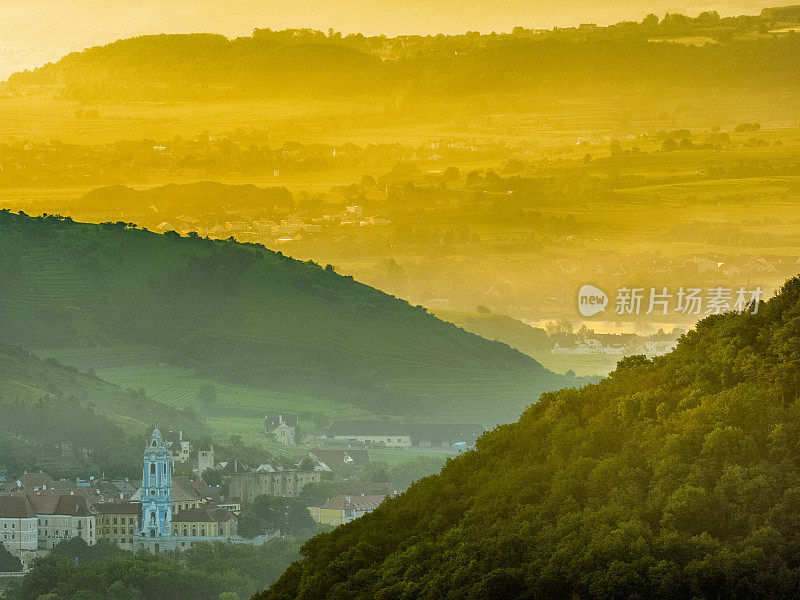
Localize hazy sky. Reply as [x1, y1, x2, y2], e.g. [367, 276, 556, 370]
[0, 0, 793, 79]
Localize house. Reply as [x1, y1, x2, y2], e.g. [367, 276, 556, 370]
[0, 496, 38, 564]
[265, 414, 298, 447]
[29, 494, 96, 549]
[94, 479, 139, 502]
[404, 424, 485, 448]
[170, 506, 237, 539]
[95, 502, 141, 550]
[307, 494, 388, 527]
[325, 421, 412, 448]
[5, 471, 55, 493]
[216, 498, 242, 515]
[162, 430, 191, 464]
[308, 449, 370, 471]
[325, 422, 484, 449]
[171, 477, 206, 514]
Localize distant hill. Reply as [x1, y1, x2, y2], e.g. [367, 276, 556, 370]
[0, 344, 205, 478]
[259, 277, 800, 599]
[4, 11, 800, 102]
[435, 311, 552, 357]
[77, 183, 294, 229]
[3, 33, 382, 102]
[0, 210, 574, 422]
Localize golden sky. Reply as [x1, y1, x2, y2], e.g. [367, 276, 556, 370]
[0, 0, 793, 78]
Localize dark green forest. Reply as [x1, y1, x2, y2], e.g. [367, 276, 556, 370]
[5, 7, 800, 101]
[0, 211, 572, 422]
[1, 538, 301, 600]
[258, 276, 800, 599]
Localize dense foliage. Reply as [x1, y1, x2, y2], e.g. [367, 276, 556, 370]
[0, 544, 23, 573]
[258, 277, 800, 599]
[237, 496, 317, 539]
[0, 211, 569, 421]
[2, 538, 301, 600]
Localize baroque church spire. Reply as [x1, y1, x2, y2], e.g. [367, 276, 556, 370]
[139, 424, 172, 538]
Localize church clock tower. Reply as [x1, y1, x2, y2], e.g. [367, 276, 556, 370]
[140, 425, 172, 538]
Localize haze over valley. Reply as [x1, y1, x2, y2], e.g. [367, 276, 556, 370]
[2, 4, 800, 599]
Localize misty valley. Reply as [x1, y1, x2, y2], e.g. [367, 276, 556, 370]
[2, 4, 800, 599]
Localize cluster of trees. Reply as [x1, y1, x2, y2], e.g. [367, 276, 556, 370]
[5, 12, 800, 102]
[0, 543, 23, 572]
[259, 277, 800, 599]
[1, 537, 301, 600]
[237, 495, 318, 539]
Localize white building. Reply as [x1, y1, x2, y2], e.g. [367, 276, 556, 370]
[30, 494, 95, 549]
[0, 496, 38, 565]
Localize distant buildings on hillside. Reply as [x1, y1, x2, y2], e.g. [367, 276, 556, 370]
[322, 421, 485, 449]
[551, 338, 678, 358]
[265, 413, 298, 446]
[228, 464, 321, 504]
[307, 494, 390, 527]
[0, 427, 274, 566]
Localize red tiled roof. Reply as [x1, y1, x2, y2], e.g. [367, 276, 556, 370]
[28, 494, 91, 516]
[0, 496, 36, 518]
[16, 472, 54, 489]
[172, 477, 203, 502]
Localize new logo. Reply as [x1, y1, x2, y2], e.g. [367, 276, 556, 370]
[578, 284, 608, 317]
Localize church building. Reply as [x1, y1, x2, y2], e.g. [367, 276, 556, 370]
[134, 425, 265, 553]
[139, 426, 172, 539]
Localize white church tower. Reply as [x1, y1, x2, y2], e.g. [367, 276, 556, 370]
[140, 425, 172, 538]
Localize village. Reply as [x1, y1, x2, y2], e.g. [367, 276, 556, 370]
[0, 416, 482, 571]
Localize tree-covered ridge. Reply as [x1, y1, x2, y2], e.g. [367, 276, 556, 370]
[258, 277, 800, 599]
[4, 7, 800, 101]
[0, 211, 568, 421]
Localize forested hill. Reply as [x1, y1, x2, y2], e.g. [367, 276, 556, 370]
[4, 8, 800, 101]
[0, 344, 205, 478]
[0, 210, 570, 421]
[258, 277, 800, 599]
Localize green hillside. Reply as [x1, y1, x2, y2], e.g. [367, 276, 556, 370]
[259, 277, 800, 599]
[0, 344, 205, 478]
[0, 210, 572, 423]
